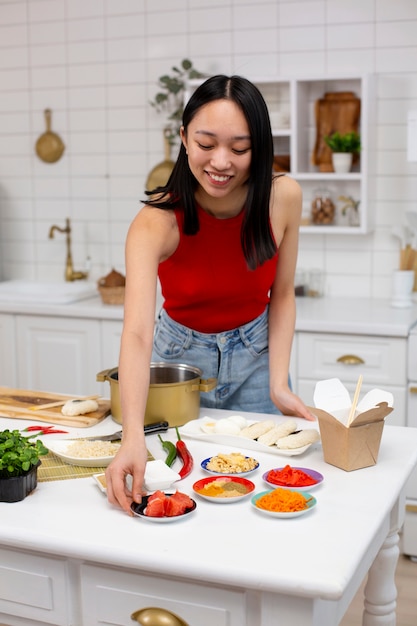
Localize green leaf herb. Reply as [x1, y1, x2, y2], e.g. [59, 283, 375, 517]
[324, 131, 361, 153]
[0, 430, 48, 478]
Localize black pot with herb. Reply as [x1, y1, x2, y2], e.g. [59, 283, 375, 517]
[0, 429, 48, 502]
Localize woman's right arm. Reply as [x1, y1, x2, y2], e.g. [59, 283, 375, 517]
[105, 206, 178, 514]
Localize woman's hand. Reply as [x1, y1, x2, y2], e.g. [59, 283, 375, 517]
[271, 386, 316, 421]
[105, 439, 149, 514]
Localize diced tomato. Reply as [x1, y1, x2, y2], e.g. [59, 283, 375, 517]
[165, 497, 185, 517]
[145, 490, 167, 517]
[170, 491, 194, 508]
[145, 490, 194, 517]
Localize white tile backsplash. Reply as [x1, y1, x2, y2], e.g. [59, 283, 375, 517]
[67, 17, 105, 42]
[30, 44, 67, 67]
[279, 1, 325, 27]
[31, 66, 66, 89]
[326, 0, 375, 24]
[0, 0, 416, 288]
[68, 41, 106, 65]
[106, 14, 144, 39]
[66, 0, 103, 20]
[233, 3, 278, 29]
[280, 26, 325, 52]
[327, 23, 375, 49]
[376, 0, 417, 22]
[68, 63, 106, 87]
[0, 2, 26, 24]
[28, 21, 66, 45]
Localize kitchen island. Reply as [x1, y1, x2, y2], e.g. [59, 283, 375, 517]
[0, 409, 416, 626]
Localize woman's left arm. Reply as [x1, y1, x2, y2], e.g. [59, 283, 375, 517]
[268, 176, 315, 421]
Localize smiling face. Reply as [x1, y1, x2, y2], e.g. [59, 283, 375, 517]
[180, 98, 252, 217]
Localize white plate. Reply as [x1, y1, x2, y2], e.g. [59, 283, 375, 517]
[45, 439, 120, 467]
[179, 417, 319, 457]
[251, 489, 317, 518]
[131, 494, 197, 523]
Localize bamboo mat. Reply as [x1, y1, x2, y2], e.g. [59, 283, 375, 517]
[38, 450, 154, 482]
[38, 453, 108, 482]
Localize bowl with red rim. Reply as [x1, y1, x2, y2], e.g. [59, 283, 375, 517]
[193, 476, 255, 502]
[262, 466, 324, 491]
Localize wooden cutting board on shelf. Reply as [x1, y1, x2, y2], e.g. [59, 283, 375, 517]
[0, 387, 111, 428]
[312, 91, 361, 172]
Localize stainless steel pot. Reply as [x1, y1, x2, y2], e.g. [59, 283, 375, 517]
[97, 363, 217, 426]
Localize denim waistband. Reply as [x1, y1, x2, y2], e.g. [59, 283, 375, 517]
[157, 306, 269, 347]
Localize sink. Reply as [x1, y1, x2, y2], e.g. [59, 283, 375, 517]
[0, 280, 98, 304]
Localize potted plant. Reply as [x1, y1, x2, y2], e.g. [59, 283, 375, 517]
[0, 429, 48, 502]
[146, 59, 205, 191]
[324, 131, 361, 173]
[149, 58, 204, 148]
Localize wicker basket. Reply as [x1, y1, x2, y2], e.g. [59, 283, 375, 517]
[97, 284, 125, 305]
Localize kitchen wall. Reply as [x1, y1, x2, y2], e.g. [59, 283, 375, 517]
[0, 0, 416, 298]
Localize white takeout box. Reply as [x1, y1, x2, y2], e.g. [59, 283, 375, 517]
[310, 378, 394, 471]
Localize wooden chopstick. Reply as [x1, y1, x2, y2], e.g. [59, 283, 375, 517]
[29, 394, 100, 411]
[347, 375, 363, 427]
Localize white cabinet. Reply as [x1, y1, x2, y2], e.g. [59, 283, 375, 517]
[101, 320, 122, 368]
[296, 331, 407, 426]
[187, 74, 374, 234]
[0, 314, 17, 387]
[15, 315, 102, 396]
[80, 564, 247, 626]
[0, 547, 74, 626]
[0, 311, 123, 397]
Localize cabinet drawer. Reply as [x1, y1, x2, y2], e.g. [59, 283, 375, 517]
[0, 548, 70, 625]
[80, 564, 247, 626]
[297, 333, 406, 386]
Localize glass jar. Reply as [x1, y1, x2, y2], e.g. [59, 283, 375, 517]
[311, 188, 335, 225]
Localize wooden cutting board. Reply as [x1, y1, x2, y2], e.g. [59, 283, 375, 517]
[312, 91, 361, 172]
[0, 387, 111, 428]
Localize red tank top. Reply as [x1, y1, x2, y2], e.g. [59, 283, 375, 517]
[158, 205, 278, 333]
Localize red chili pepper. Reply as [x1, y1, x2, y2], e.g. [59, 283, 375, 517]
[175, 427, 193, 479]
[24, 425, 69, 434]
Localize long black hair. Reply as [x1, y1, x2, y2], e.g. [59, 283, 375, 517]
[145, 75, 276, 269]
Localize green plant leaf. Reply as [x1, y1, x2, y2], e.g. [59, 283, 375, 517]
[149, 58, 205, 146]
[324, 131, 361, 153]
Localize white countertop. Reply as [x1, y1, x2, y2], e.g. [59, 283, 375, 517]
[295, 296, 417, 337]
[1, 295, 417, 336]
[0, 295, 124, 320]
[0, 409, 417, 604]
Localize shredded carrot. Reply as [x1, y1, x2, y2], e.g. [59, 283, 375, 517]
[255, 487, 312, 512]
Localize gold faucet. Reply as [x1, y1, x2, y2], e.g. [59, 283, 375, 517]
[48, 218, 89, 281]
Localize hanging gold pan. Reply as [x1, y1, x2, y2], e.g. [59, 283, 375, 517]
[35, 109, 65, 163]
[145, 129, 175, 191]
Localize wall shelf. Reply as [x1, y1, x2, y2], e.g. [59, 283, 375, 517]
[187, 74, 375, 235]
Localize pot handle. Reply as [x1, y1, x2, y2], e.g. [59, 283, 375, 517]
[190, 377, 217, 393]
[96, 368, 112, 382]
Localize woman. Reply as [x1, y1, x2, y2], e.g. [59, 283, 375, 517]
[106, 75, 315, 514]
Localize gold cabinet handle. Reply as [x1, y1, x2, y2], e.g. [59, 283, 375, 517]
[336, 354, 365, 365]
[131, 607, 189, 626]
[410, 386, 417, 394]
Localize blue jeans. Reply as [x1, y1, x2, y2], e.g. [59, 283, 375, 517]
[152, 307, 281, 414]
